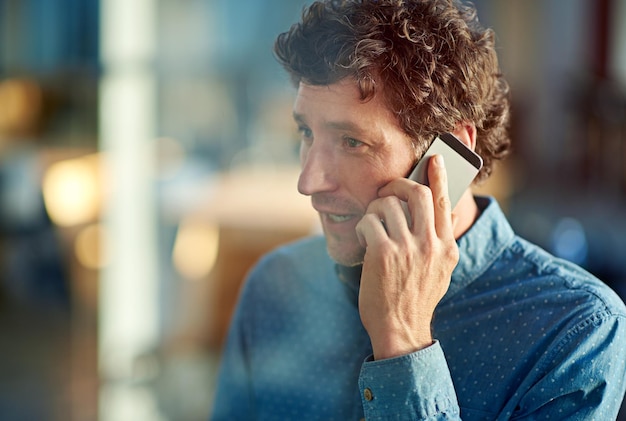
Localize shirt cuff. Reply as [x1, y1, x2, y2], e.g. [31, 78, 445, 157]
[358, 340, 460, 420]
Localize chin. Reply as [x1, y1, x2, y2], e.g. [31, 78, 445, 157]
[326, 240, 365, 267]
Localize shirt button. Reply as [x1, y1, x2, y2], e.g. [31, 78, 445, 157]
[363, 388, 373, 401]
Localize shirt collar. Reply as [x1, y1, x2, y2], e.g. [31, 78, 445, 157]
[443, 196, 515, 301]
[335, 196, 515, 301]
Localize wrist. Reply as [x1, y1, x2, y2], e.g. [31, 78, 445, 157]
[370, 329, 434, 360]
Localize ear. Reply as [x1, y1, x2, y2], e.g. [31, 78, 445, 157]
[451, 122, 477, 151]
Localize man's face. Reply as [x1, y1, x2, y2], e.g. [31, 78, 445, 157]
[293, 78, 416, 266]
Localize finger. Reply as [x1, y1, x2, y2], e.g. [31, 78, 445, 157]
[355, 212, 388, 249]
[427, 154, 454, 239]
[378, 177, 423, 202]
[365, 196, 411, 240]
[378, 177, 435, 238]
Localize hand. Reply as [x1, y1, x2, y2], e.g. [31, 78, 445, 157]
[355, 155, 459, 360]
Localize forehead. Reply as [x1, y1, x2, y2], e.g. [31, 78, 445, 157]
[293, 78, 399, 129]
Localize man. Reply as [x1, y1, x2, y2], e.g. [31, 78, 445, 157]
[211, 0, 626, 419]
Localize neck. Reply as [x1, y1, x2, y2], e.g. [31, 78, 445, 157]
[452, 190, 480, 239]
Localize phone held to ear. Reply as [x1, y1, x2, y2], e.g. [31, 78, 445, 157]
[407, 133, 483, 208]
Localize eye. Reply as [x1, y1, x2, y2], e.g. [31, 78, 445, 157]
[344, 137, 364, 149]
[297, 125, 313, 142]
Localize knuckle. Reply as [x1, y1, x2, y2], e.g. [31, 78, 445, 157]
[445, 242, 460, 263]
[418, 242, 435, 258]
[437, 194, 451, 210]
[408, 183, 433, 202]
[368, 195, 398, 213]
[397, 235, 416, 252]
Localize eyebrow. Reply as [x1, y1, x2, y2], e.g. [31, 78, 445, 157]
[292, 111, 305, 125]
[292, 112, 369, 136]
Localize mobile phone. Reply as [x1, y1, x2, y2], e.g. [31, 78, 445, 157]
[407, 133, 483, 208]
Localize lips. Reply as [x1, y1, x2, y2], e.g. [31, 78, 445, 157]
[327, 213, 354, 223]
[311, 196, 363, 226]
[314, 208, 360, 226]
[313, 205, 358, 222]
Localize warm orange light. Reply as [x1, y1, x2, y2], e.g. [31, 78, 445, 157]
[75, 223, 108, 270]
[42, 154, 101, 226]
[0, 78, 42, 137]
[172, 217, 219, 281]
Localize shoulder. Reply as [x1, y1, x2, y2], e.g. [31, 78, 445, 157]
[242, 235, 334, 294]
[233, 235, 342, 328]
[505, 235, 626, 318]
[252, 235, 330, 275]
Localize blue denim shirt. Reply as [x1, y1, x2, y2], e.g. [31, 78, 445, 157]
[211, 197, 626, 420]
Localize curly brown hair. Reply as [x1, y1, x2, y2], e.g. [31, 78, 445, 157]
[274, 0, 511, 181]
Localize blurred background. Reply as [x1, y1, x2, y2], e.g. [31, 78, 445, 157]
[0, 0, 624, 420]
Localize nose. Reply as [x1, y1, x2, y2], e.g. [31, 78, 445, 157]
[297, 143, 337, 196]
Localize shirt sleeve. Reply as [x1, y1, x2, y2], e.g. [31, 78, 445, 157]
[358, 340, 461, 420]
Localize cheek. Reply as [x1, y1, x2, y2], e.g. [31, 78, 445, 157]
[343, 163, 389, 205]
[350, 154, 415, 203]
[391, 150, 419, 180]
[369, 155, 413, 184]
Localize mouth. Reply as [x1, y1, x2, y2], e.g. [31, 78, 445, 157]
[326, 213, 354, 223]
[318, 209, 362, 227]
[311, 199, 362, 226]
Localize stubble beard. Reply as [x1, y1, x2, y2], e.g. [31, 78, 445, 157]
[324, 231, 365, 267]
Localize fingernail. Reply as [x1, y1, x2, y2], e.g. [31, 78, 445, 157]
[435, 154, 444, 168]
